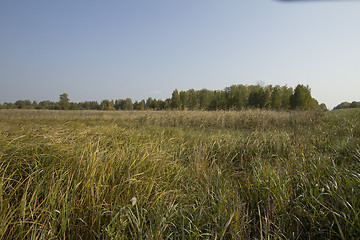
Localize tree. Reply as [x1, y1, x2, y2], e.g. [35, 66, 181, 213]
[179, 91, 188, 110]
[237, 85, 249, 110]
[199, 89, 212, 110]
[69, 102, 81, 110]
[350, 101, 360, 108]
[281, 86, 293, 109]
[248, 85, 265, 108]
[164, 98, 171, 110]
[264, 85, 272, 109]
[115, 99, 126, 110]
[290, 85, 314, 110]
[171, 89, 181, 110]
[123, 98, 133, 110]
[319, 103, 328, 111]
[37, 100, 57, 110]
[155, 99, 164, 110]
[32, 101, 38, 109]
[15, 100, 31, 109]
[334, 101, 360, 110]
[101, 99, 113, 110]
[187, 89, 198, 110]
[271, 86, 282, 109]
[209, 90, 226, 110]
[146, 97, 155, 110]
[138, 100, 145, 110]
[59, 93, 70, 110]
[89, 101, 100, 110]
[333, 102, 350, 110]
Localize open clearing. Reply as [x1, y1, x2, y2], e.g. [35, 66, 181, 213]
[0, 109, 359, 239]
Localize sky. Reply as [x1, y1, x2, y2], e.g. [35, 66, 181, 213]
[1, 0, 360, 109]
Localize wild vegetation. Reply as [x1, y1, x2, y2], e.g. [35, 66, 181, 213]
[0, 84, 324, 111]
[0, 109, 359, 239]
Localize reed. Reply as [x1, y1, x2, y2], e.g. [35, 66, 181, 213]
[0, 109, 359, 239]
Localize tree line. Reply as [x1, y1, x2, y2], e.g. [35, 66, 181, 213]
[333, 101, 360, 110]
[0, 84, 326, 111]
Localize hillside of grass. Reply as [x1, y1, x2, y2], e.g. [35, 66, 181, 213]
[0, 109, 359, 239]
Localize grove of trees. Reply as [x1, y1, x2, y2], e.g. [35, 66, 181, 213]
[333, 101, 360, 110]
[0, 84, 326, 111]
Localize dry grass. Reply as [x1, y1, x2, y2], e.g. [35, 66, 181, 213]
[0, 109, 359, 239]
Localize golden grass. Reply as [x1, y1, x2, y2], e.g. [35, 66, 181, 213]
[0, 109, 359, 239]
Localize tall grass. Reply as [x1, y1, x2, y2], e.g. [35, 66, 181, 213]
[0, 109, 359, 239]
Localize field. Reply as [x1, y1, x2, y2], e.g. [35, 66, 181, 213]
[0, 109, 359, 239]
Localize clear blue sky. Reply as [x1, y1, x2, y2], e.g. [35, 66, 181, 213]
[1, 0, 360, 109]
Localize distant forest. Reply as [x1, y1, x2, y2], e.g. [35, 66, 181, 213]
[1, 84, 327, 111]
[333, 101, 360, 110]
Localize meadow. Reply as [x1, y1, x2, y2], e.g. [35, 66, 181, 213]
[0, 109, 359, 239]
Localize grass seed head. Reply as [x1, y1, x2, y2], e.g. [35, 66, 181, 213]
[130, 197, 137, 206]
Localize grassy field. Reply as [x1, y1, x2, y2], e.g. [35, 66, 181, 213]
[0, 109, 359, 239]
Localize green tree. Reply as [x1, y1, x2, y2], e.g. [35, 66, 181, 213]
[164, 98, 171, 110]
[37, 100, 57, 110]
[90, 101, 100, 110]
[115, 99, 125, 110]
[138, 100, 145, 110]
[281, 86, 293, 109]
[155, 99, 165, 110]
[319, 103, 328, 111]
[146, 97, 155, 110]
[133, 101, 139, 110]
[31, 101, 38, 109]
[237, 85, 249, 110]
[101, 99, 113, 110]
[290, 84, 316, 110]
[59, 93, 70, 110]
[81, 101, 92, 110]
[15, 100, 32, 109]
[264, 85, 272, 109]
[333, 102, 350, 110]
[124, 98, 133, 110]
[228, 85, 249, 110]
[271, 86, 282, 109]
[171, 89, 181, 110]
[69, 102, 81, 110]
[187, 89, 198, 110]
[179, 91, 188, 110]
[209, 90, 226, 110]
[350, 101, 360, 108]
[248, 85, 265, 108]
[199, 89, 212, 110]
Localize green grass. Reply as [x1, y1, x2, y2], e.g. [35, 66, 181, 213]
[0, 109, 359, 239]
